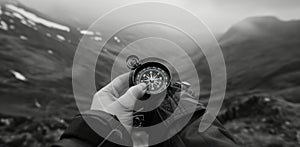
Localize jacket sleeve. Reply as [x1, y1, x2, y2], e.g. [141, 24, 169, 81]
[178, 112, 239, 147]
[51, 110, 132, 147]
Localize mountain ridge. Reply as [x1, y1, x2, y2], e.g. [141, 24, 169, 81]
[220, 16, 300, 44]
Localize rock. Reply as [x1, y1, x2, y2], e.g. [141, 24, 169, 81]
[297, 131, 300, 143]
[0, 113, 70, 147]
[222, 94, 300, 146]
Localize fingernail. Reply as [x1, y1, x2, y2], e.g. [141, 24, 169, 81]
[139, 83, 147, 90]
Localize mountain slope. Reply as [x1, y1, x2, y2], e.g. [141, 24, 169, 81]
[219, 16, 300, 93]
[0, 0, 109, 117]
[0, 1, 83, 118]
[218, 17, 300, 146]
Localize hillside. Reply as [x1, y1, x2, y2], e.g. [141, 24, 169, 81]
[218, 16, 300, 146]
[221, 16, 300, 93]
[0, 2, 78, 118]
[0, 2, 110, 146]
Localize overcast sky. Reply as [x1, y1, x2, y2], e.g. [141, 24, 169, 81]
[20, 0, 300, 33]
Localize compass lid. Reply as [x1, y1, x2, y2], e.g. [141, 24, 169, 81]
[126, 55, 140, 69]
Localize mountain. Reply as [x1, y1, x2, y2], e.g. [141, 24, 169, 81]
[220, 16, 300, 42]
[0, 1, 77, 118]
[1, 1, 300, 146]
[0, 2, 79, 146]
[0, 1, 111, 146]
[0, 0, 208, 116]
[0, 0, 114, 116]
[219, 16, 300, 93]
[218, 16, 300, 146]
[0, 2, 212, 146]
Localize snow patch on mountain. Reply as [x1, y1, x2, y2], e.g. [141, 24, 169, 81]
[80, 29, 103, 41]
[19, 35, 27, 40]
[12, 11, 24, 20]
[5, 4, 70, 32]
[10, 70, 27, 81]
[56, 34, 65, 41]
[48, 50, 53, 54]
[46, 33, 51, 37]
[93, 36, 102, 41]
[80, 30, 94, 35]
[0, 20, 8, 30]
[114, 36, 121, 43]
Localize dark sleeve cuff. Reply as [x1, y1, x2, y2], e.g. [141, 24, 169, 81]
[56, 110, 132, 147]
[52, 138, 93, 147]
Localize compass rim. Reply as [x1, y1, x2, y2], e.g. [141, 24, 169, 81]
[132, 61, 171, 94]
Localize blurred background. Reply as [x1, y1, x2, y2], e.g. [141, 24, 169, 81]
[0, 0, 300, 146]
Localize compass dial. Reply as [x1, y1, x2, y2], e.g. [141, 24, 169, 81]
[135, 66, 170, 94]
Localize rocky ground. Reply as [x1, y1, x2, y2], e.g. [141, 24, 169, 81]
[220, 93, 300, 147]
[0, 113, 70, 147]
[1, 92, 300, 147]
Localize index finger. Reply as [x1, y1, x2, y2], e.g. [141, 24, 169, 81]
[101, 72, 130, 97]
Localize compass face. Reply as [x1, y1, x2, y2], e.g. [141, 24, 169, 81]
[135, 66, 170, 94]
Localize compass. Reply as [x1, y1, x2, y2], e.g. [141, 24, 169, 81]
[127, 55, 195, 128]
[127, 55, 171, 94]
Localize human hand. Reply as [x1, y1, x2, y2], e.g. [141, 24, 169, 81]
[91, 73, 147, 132]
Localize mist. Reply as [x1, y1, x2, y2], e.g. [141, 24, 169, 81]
[20, 0, 300, 33]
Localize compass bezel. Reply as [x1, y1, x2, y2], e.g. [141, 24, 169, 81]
[130, 61, 171, 94]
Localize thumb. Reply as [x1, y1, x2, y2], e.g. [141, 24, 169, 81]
[117, 83, 147, 109]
